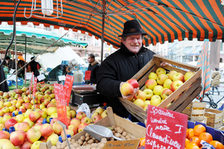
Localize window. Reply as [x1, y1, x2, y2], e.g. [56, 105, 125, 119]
[220, 58, 223, 63]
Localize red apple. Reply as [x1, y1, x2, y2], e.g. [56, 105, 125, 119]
[40, 123, 54, 138]
[143, 88, 153, 100]
[10, 130, 26, 146]
[29, 111, 41, 122]
[0, 130, 10, 139]
[68, 124, 78, 135]
[52, 122, 63, 135]
[161, 89, 173, 99]
[21, 141, 32, 149]
[135, 90, 147, 101]
[156, 67, 166, 75]
[14, 122, 30, 132]
[70, 118, 81, 128]
[184, 71, 194, 82]
[133, 99, 145, 108]
[5, 118, 17, 130]
[127, 79, 139, 89]
[157, 74, 168, 85]
[81, 117, 92, 124]
[36, 117, 44, 124]
[172, 72, 184, 82]
[163, 79, 173, 89]
[145, 79, 157, 90]
[76, 111, 87, 120]
[23, 103, 32, 109]
[171, 80, 184, 91]
[78, 123, 88, 133]
[92, 115, 102, 123]
[120, 82, 134, 97]
[26, 128, 41, 143]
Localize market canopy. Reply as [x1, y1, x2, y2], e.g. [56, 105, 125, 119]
[0, 25, 88, 54]
[0, 0, 224, 49]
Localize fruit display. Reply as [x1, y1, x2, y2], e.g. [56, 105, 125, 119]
[186, 124, 224, 149]
[120, 67, 195, 110]
[0, 83, 107, 148]
[56, 126, 136, 149]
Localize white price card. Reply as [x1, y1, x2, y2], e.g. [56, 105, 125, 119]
[25, 72, 33, 80]
[9, 69, 15, 74]
[7, 75, 16, 81]
[58, 75, 66, 81]
[37, 74, 46, 81]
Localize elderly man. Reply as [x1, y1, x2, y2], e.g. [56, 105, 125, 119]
[96, 20, 155, 119]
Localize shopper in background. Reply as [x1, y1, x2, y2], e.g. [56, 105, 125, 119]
[86, 53, 99, 84]
[96, 20, 155, 119]
[211, 68, 221, 95]
[2, 56, 15, 73]
[0, 59, 9, 92]
[17, 59, 26, 79]
[29, 56, 41, 77]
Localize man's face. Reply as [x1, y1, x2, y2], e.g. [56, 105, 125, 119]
[88, 57, 94, 63]
[121, 34, 143, 54]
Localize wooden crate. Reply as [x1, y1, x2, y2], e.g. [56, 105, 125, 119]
[120, 55, 202, 123]
[182, 102, 193, 119]
[205, 108, 224, 129]
[191, 102, 207, 122]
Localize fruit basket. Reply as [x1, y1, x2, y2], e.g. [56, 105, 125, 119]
[120, 55, 202, 123]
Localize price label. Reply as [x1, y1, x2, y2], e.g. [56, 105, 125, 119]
[58, 75, 66, 81]
[37, 74, 45, 81]
[103, 140, 140, 149]
[64, 75, 74, 105]
[84, 70, 91, 81]
[145, 105, 187, 149]
[7, 75, 16, 81]
[25, 72, 33, 80]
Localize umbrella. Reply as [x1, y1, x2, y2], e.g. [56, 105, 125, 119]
[197, 39, 211, 100]
[0, 0, 224, 60]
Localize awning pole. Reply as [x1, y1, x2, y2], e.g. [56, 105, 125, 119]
[24, 36, 27, 85]
[100, 0, 106, 62]
[14, 0, 18, 89]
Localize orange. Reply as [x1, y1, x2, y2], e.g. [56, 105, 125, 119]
[190, 136, 201, 146]
[187, 128, 195, 139]
[186, 142, 200, 149]
[209, 140, 224, 149]
[139, 138, 145, 146]
[185, 138, 190, 147]
[193, 124, 206, 136]
[199, 132, 213, 143]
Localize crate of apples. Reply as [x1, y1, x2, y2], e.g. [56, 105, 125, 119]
[120, 55, 202, 122]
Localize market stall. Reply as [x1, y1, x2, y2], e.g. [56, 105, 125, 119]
[0, 0, 224, 148]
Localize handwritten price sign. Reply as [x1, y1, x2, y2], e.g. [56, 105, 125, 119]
[64, 75, 74, 106]
[145, 105, 188, 149]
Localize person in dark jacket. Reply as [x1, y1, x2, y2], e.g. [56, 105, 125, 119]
[96, 20, 155, 119]
[0, 59, 9, 92]
[29, 56, 41, 77]
[86, 54, 100, 84]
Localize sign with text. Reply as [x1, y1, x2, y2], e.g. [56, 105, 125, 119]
[64, 75, 74, 105]
[32, 77, 37, 97]
[54, 83, 69, 127]
[84, 70, 91, 81]
[145, 105, 187, 149]
[103, 140, 140, 149]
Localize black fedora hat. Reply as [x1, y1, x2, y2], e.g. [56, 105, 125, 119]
[119, 20, 147, 37]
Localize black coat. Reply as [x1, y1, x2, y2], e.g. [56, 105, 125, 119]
[87, 61, 100, 84]
[96, 43, 155, 118]
[0, 60, 9, 92]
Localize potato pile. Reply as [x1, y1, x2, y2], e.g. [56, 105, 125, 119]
[53, 126, 136, 149]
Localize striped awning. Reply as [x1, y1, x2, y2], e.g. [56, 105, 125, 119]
[0, 0, 224, 48]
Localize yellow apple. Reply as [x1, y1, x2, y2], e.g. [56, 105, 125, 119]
[145, 79, 157, 90]
[148, 72, 157, 80]
[156, 74, 168, 85]
[156, 67, 166, 75]
[143, 88, 153, 100]
[150, 95, 162, 106]
[184, 71, 195, 82]
[163, 79, 173, 89]
[133, 99, 145, 108]
[144, 100, 151, 111]
[153, 85, 164, 96]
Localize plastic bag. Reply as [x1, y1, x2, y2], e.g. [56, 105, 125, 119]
[76, 103, 91, 118]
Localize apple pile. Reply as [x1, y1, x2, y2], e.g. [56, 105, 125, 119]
[121, 68, 195, 110]
[57, 126, 136, 149]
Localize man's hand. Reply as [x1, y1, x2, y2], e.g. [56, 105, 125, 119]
[120, 82, 138, 101]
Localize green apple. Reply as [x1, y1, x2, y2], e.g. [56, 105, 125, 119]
[133, 99, 145, 108]
[184, 71, 195, 82]
[156, 67, 166, 75]
[148, 72, 157, 80]
[150, 95, 162, 106]
[153, 85, 164, 96]
[143, 88, 153, 100]
[163, 79, 172, 89]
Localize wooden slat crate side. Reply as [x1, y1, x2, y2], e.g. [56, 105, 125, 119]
[175, 86, 202, 112]
[168, 78, 201, 110]
[153, 55, 199, 72]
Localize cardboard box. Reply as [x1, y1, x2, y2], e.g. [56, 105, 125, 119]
[120, 55, 202, 122]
